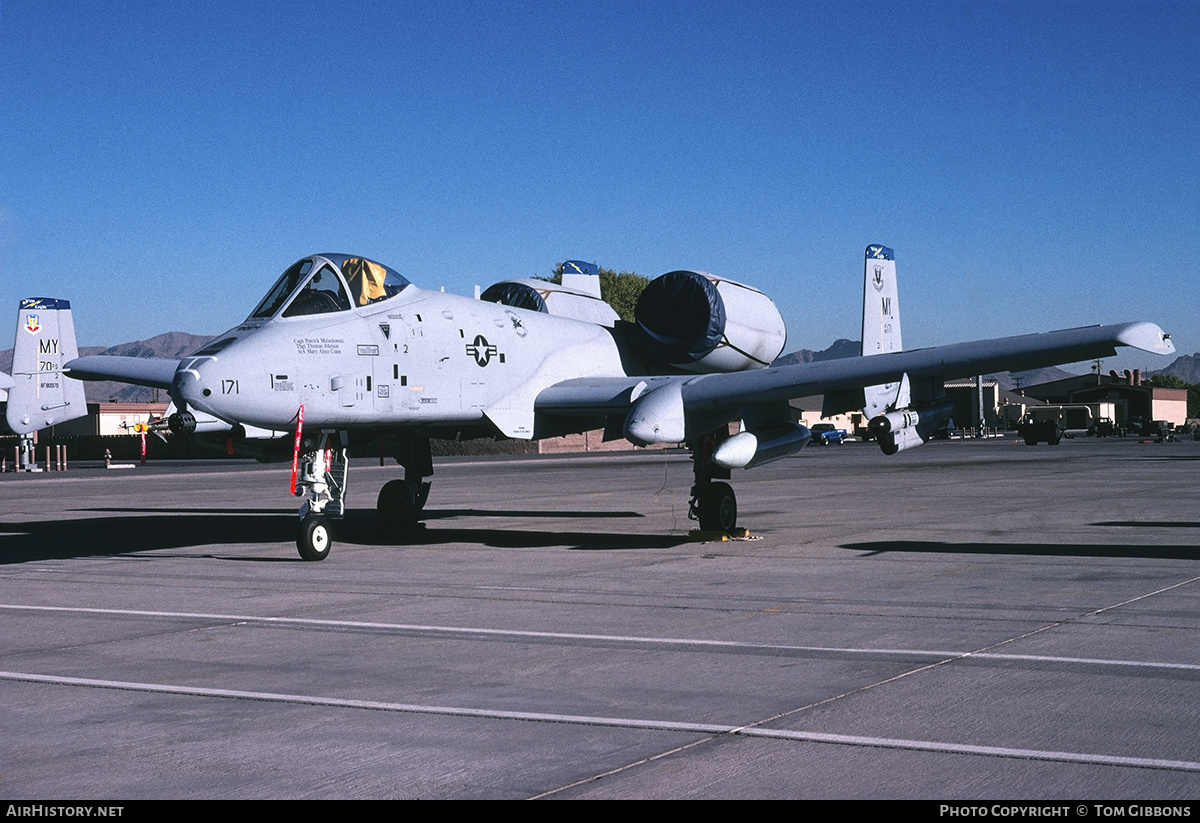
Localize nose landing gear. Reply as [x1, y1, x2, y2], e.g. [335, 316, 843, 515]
[294, 430, 348, 561]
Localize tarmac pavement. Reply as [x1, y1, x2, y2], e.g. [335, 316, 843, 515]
[1, 436, 1198, 799]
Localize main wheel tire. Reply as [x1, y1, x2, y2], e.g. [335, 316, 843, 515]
[1024, 436, 1038, 446]
[697, 482, 737, 532]
[377, 479, 419, 533]
[298, 514, 332, 561]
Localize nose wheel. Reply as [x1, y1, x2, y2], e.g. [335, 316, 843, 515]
[298, 513, 332, 561]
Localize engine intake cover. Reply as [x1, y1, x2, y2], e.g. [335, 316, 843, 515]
[635, 270, 785, 373]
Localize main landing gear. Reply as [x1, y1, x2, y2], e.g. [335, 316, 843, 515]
[294, 432, 349, 561]
[688, 431, 738, 533]
[376, 435, 433, 537]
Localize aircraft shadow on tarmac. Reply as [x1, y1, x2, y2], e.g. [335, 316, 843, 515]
[1092, 520, 1200, 529]
[0, 507, 686, 564]
[842, 540, 1200, 561]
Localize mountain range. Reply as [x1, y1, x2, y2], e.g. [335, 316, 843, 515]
[1154, 352, 1200, 384]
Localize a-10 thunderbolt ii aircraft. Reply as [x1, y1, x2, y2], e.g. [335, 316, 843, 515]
[6, 246, 1175, 560]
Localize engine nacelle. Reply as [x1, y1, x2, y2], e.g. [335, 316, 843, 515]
[480, 278, 618, 327]
[712, 423, 811, 469]
[869, 402, 955, 455]
[634, 270, 785, 373]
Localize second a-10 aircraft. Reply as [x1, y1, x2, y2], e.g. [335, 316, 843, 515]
[6, 246, 1175, 560]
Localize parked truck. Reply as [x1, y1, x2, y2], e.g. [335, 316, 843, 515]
[1017, 409, 1065, 445]
[810, 422, 849, 445]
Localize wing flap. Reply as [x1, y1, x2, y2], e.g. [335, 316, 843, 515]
[535, 377, 655, 415]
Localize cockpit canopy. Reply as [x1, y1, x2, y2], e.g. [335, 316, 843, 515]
[248, 254, 410, 320]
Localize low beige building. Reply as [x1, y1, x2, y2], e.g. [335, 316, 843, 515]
[95, 403, 169, 437]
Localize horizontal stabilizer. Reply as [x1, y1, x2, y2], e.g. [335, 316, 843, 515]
[66, 355, 180, 389]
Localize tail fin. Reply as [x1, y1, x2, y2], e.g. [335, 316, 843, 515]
[861, 244, 902, 418]
[6, 298, 87, 434]
[560, 260, 602, 299]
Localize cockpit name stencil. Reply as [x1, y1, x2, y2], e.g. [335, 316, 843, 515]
[294, 337, 344, 355]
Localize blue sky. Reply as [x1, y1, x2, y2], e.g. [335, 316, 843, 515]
[2, 0, 1196, 373]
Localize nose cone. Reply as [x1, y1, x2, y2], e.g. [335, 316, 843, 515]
[171, 333, 284, 429]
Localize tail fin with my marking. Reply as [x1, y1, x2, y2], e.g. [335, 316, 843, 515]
[6, 298, 87, 434]
[860, 244, 903, 418]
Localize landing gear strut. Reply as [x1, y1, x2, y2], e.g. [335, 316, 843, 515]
[377, 435, 433, 536]
[688, 431, 738, 533]
[293, 431, 349, 561]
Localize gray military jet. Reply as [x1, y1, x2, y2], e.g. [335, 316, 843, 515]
[7, 247, 1175, 560]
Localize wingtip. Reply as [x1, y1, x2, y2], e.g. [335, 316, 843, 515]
[1116, 322, 1176, 356]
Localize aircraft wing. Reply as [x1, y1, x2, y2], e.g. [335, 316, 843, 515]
[0, 371, 13, 391]
[66, 355, 180, 390]
[684, 320, 1173, 409]
[536, 321, 1174, 440]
